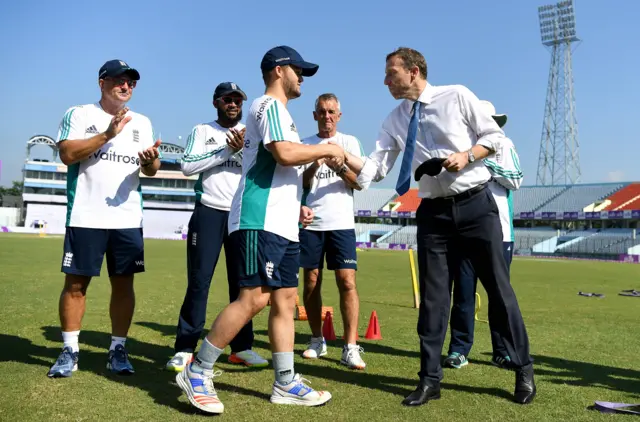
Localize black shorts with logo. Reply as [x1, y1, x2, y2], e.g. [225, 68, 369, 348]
[228, 229, 299, 289]
[61, 227, 145, 277]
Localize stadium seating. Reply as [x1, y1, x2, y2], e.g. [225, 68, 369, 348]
[353, 189, 397, 213]
[558, 228, 637, 255]
[514, 227, 561, 250]
[354, 223, 402, 242]
[537, 184, 625, 212]
[383, 225, 418, 245]
[601, 183, 640, 210]
[513, 186, 568, 213]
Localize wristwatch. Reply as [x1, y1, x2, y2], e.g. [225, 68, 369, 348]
[467, 149, 476, 163]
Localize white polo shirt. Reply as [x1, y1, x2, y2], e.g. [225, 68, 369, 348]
[56, 103, 156, 229]
[228, 95, 303, 242]
[302, 132, 364, 231]
[181, 121, 244, 211]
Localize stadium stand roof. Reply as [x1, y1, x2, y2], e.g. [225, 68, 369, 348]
[394, 189, 420, 212]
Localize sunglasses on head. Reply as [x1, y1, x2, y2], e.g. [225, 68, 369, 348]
[219, 96, 243, 105]
[106, 77, 137, 88]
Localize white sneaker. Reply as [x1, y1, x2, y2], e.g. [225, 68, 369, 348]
[302, 337, 327, 359]
[228, 349, 269, 368]
[166, 352, 193, 372]
[175, 362, 224, 414]
[270, 373, 332, 407]
[340, 345, 366, 370]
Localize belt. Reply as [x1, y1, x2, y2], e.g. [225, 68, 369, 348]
[425, 182, 488, 203]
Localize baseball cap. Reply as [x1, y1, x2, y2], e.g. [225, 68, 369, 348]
[213, 82, 247, 101]
[479, 100, 507, 128]
[98, 59, 140, 80]
[260, 45, 319, 77]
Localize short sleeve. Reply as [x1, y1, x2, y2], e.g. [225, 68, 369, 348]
[56, 107, 84, 142]
[259, 99, 299, 146]
[347, 135, 365, 158]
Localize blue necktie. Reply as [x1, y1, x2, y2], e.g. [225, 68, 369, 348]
[395, 101, 421, 196]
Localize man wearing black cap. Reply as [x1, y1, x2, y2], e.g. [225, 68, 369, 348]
[175, 46, 343, 414]
[166, 82, 268, 373]
[48, 59, 162, 378]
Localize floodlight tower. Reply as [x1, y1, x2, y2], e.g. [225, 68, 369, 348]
[536, 0, 581, 185]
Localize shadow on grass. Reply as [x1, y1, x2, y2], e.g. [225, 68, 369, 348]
[0, 327, 271, 414]
[477, 352, 640, 395]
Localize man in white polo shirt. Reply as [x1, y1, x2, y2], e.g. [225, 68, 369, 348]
[299, 93, 367, 370]
[175, 46, 343, 414]
[48, 59, 161, 378]
[166, 82, 268, 372]
[444, 100, 524, 370]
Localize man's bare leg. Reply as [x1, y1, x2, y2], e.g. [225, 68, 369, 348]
[302, 269, 323, 337]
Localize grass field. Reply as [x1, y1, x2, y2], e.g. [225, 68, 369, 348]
[1, 233, 639, 421]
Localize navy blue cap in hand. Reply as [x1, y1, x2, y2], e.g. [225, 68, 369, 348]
[260, 46, 319, 77]
[99, 59, 140, 80]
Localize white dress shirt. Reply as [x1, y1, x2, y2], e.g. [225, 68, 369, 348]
[357, 83, 509, 198]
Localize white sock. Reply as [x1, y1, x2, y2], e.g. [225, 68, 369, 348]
[62, 330, 80, 353]
[110, 336, 127, 351]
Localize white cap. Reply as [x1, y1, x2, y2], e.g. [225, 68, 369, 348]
[479, 100, 507, 128]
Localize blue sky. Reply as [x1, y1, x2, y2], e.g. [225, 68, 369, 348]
[1, 0, 638, 189]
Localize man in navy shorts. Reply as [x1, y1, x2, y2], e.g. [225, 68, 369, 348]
[175, 46, 345, 414]
[48, 59, 161, 378]
[300, 93, 367, 369]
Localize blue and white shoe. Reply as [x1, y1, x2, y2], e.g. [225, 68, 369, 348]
[443, 352, 468, 369]
[176, 362, 224, 414]
[47, 347, 78, 378]
[107, 344, 135, 375]
[270, 373, 332, 406]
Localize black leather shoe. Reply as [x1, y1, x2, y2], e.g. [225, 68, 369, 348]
[402, 382, 441, 406]
[514, 363, 536, 404]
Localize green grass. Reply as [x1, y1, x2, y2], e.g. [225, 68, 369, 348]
[1, 233, 639, 421]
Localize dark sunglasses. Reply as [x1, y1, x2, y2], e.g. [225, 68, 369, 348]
[219, 96, 243, 105]
[106, 77, 137, 88]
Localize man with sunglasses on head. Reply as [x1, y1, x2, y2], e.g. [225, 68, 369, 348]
[166, 82, 268, 373]
[176, 46, 343, 414]
[48, 59, 162, 378]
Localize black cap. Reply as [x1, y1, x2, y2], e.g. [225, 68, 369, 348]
[213, 82, 247, 101]
[260, 45, 319, 77]
[98, 59, 140, 80]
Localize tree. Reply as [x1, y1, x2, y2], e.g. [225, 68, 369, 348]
[0, 181, 23, 197]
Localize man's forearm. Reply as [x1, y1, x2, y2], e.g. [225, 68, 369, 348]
[344, 151, 364, 175]
[302, 162, 321, 189]
[141, 158, 161, 176]
[471, 145, 493, 161]
[58, 133, 110, 165]
[337, 166, 361, 190]
[268, 142, 338, 167]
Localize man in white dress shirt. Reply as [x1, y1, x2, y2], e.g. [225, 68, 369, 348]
[351, 47, 535, 406]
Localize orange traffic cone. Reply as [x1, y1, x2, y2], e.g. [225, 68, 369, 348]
[322, 310, 336, 341]
[364, 311, 382, 340]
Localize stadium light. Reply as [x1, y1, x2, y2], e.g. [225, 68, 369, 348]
[538, 0, 578, 46]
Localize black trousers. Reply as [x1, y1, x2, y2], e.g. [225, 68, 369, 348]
[174, 203, 254, 354]
[448, 241, 514, 357]
[416, 184, 532, 384]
